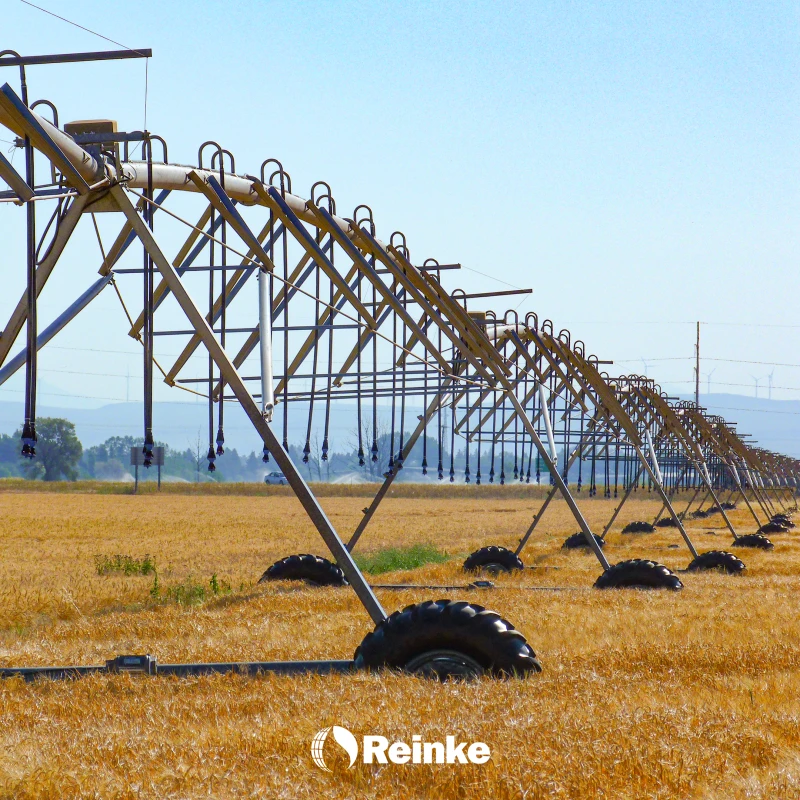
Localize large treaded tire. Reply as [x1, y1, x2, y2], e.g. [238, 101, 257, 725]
[621, 521, 656, 534]
[732, 534, 774, 550]
[771, 514, 794, 528]
[656, 517, 679, 528]
[686, 550, 746, 575]
[258, 554, 348, 586]
[594, 559, 683, 590]
[463, 546, 524, 574]
[759, 522, 789, 534]
[562, 532, 605, 550]
[354, 599, 542, 679]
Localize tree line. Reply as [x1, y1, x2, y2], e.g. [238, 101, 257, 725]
[0, 417, 549, 483]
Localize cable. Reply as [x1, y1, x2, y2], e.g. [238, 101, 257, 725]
[17, 1, 151, 135]
[17, 1, 148, 56]
[668, 380, 800, 392]
[704, 405, 800, 417]
[126, 187, 488, 390]
[574, 321, 800, 328]
[616, 357, 800, 368]
[615, 357, 692, 363]
[143, 58, 149, 132]
[461, 265, 526, 291]
[704, 357, 800, 368]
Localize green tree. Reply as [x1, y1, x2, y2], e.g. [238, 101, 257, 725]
[19, 418, 83, 481]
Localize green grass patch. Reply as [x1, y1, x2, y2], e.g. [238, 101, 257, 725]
[95, 553, 157, 576]
[149, 572, 232, 606]
[353, 544, 450, 575]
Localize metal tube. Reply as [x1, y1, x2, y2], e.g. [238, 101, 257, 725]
[0, 149, 34, 201]
[0, 194, 90, 367]
[0, 83, 98, 189]
[0, 274, 113, 386]
[258, 266, 275, 421]
[645, 429, 663, 486]
[538, 383, 558, 462]
[111, 185, 387, 625]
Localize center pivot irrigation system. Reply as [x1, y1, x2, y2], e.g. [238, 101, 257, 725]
[0, 48, 797, 682]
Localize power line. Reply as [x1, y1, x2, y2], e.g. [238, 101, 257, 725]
[574, 321, 800, 328]
[704, 405, 800, 417]
[0, 387, 126, 402]
[616, 357, 692, 363]
[668, 380, 800, 392]
[706, 357, 800, 368]
[616, 357, 800, 368]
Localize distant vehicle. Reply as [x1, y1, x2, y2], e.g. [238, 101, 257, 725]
[264, 471, 287, 485]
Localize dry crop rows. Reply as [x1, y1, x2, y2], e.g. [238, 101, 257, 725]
[0, 487, 798, 799]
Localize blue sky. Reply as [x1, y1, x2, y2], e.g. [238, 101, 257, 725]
[1, 0, 799, 422]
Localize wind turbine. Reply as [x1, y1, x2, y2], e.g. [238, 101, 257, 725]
[751, 375, 759, 398]
[767, 370, 775, 400]
[641, 358, 650, 378]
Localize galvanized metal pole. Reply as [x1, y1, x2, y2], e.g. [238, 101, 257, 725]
[111, 185, 387, 625]
[0, 274, 113, 385]
[695, 321, 700, 407]
[258, 266, 275, 421]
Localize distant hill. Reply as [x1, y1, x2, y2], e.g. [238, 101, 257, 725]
[0, 392, 797, 458]
[686, 393, 800, 458]
[0, 399, 406, 455]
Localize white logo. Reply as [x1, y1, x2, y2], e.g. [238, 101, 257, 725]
[311, 726, 359, 772]
[310, 726, 490, 770]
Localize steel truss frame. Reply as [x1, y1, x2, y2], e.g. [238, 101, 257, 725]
[1, 50, 797, 677]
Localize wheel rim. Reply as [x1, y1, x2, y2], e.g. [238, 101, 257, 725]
[404, 649, 485, 680]
[483, 562, 509, 575]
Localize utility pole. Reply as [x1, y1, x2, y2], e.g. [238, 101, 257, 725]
[694, 321, 700, 407]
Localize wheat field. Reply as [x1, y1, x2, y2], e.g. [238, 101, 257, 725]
[0, 483, 797, 799]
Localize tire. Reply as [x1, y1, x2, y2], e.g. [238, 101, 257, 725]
[354, 599, 542, 679]
[621, 521, 656, 534]
[258, 554, 348, 586]
[594, 559, 683, 590]
[562, 532, 605, 550]
[463, 546, 524, 574]
[731, 533, 774, 551]
[721, 502, 737, 510]
[691, 510, 710, 519]
[686, 550, 746, 575]
[759, 522, 789, 534]
[656, 518, 678, 528]
[771, 514, 794, 528]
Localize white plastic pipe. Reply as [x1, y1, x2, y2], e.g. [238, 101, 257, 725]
[645, 429, 663, 486]
[537, 383, 558, 463]
[258, 266, 275, 422]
